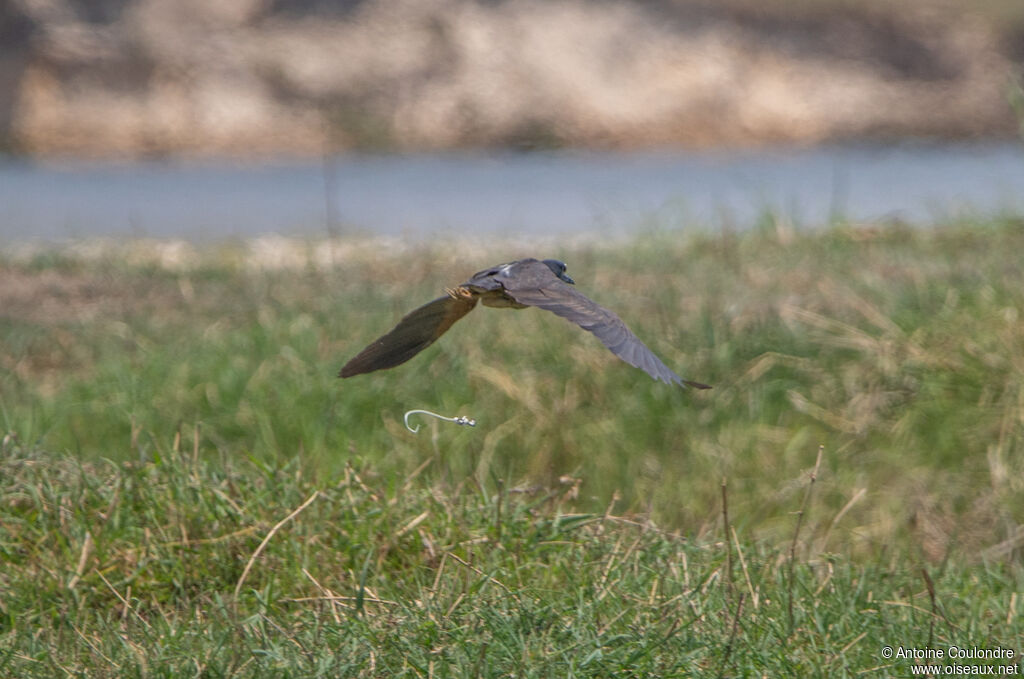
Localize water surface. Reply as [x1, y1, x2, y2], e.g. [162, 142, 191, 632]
[1, 143, 1022, 244]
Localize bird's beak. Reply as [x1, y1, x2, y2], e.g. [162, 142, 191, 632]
[559, 272, 575, 285]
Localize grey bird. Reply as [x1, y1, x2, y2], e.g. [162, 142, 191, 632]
[339, 258, 710, 388]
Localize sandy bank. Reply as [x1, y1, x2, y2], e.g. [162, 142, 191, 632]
[1, 0, 1019, 157]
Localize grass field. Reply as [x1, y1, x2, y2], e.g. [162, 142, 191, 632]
[2, 216, 1023, 675]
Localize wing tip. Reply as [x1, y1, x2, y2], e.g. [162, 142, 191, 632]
[664, 372, 712, 389]
[339, 359, 367, 378]
[682, 379, 712, 390]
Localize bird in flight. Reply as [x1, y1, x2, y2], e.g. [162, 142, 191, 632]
[339, 258, 710, 388]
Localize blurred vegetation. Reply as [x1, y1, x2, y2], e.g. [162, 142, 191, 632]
[2, 217, 1024, 674]
[2, 216, 1023, 563]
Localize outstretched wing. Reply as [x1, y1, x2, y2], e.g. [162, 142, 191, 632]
[339, 294, 478, 378]
[499, 260, 710, 388]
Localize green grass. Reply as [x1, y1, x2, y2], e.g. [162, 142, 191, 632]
[1, 440, 1021, 677]
[2, 217, 1024, 674]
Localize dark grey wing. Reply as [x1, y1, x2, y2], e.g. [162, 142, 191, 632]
[500, 261, 710, 388]
[339, 294, 477, 377]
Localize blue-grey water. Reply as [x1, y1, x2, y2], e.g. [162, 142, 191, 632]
[1, 143, 1023, 243]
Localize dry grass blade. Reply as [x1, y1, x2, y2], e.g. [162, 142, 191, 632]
[788, 445, 824, 634]
[445, 551, 512, 595]
[721, 477, 733, 600]
[821, 487, 866, 553]
[67, 531, 94, 590]
[234, 490, 321, 600]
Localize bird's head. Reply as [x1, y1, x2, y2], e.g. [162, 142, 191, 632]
[542, 259, 575, 285]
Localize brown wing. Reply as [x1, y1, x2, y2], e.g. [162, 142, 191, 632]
[498, 261, 710, 388]
[339, 294, 477, 377]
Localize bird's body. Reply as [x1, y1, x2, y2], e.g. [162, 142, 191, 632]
[340, 258, 710, 389]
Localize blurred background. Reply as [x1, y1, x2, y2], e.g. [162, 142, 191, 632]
[3, 0, 1024, 556]
[5, 6, 1024, 670]
[1, 0, 1024, 241]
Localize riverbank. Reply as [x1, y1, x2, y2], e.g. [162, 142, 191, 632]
[2, 0, 1021, 157]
